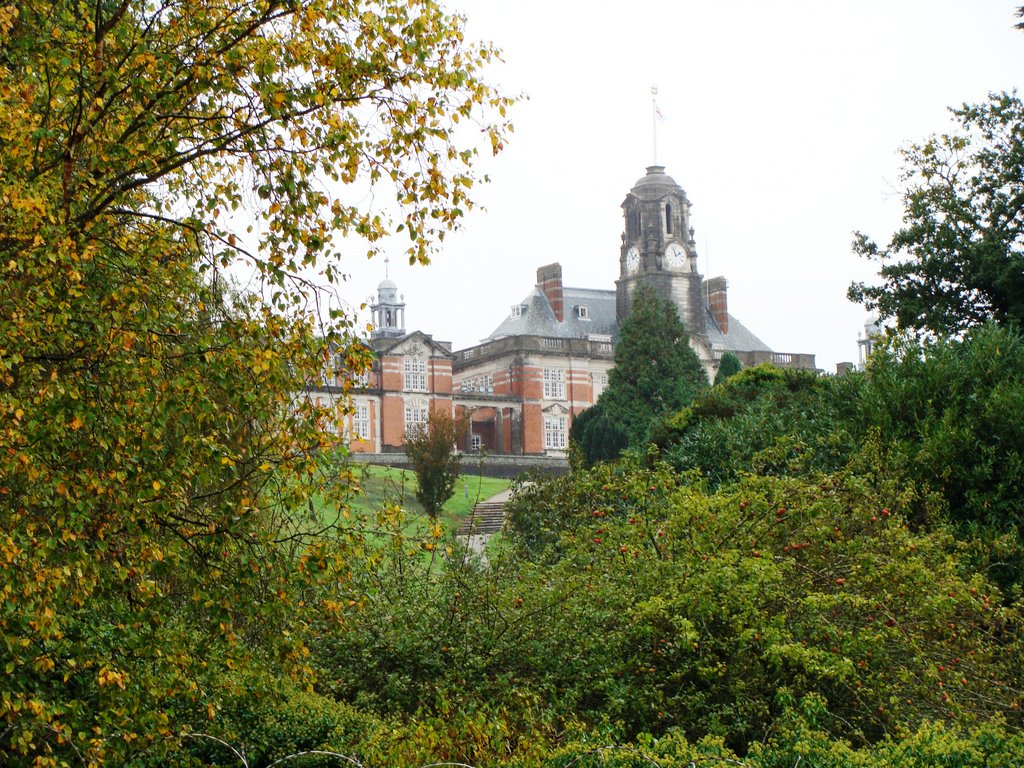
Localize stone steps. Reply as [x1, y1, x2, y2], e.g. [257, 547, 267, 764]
[456, 501, 506, 536]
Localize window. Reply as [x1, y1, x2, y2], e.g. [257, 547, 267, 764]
[593, 372, 608, 398]
[404, 357, 427, 391]
[544, 415, 567, 450]
[353, 402, 370, 440]
[576, 305, 590, 320]
[470, 434, 482, 451]
[665, 202, 673, 234]
[510, 304, 522, 319]
[404, 400, 429, 433]
[543, 368, 565, 399]
[460, 373, 494, 394]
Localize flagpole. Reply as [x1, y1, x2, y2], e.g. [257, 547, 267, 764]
[651, 85, 658, 165]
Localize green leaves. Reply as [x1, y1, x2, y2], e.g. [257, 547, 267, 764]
[849, 92, 1024, 336]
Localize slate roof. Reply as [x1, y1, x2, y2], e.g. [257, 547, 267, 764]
[705, 307, 774, 353]
[483, 282, 775, 357]
[484, 286, 618, 343]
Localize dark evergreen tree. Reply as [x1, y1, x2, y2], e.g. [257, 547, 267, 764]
[573, 282, 708, 464]
[568, 401, 628, 466]
[714, 351, 742, 385]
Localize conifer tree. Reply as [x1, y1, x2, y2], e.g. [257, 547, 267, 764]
[714, 351, 743, 385]
[573, 282, 707, 463]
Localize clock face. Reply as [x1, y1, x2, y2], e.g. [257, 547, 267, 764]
[665, 242, 687, 269]
[626, 246, 640, 273]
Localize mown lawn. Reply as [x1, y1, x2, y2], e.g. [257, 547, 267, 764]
[314, 463, 512, 537]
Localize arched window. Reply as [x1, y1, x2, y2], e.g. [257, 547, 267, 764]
[665, 203, 673, 235]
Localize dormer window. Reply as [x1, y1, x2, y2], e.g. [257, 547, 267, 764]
[575, 305, 590, 320]
[511, 304, 523, 319]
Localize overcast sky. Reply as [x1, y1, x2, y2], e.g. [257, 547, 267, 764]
[336, 1, 1024, 372]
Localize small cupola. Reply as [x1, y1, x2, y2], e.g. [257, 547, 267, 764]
[370, 274, 406, 339]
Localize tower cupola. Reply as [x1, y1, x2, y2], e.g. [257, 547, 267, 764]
[370, 276, 406, 339]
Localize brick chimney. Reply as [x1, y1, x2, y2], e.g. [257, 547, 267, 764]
[537, 263, 564, 322]
[706, 276, 729, 334]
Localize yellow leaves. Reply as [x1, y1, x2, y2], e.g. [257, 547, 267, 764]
[0, 4, 19, 37]
[97, 666, 127, 690]
[151, 480, 162, 492]
[69, 415, 84, 431]
[250, 348, 277, 373]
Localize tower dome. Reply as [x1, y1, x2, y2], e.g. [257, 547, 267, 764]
[630, 165, 681, 198]
[377, 278, 398, 303]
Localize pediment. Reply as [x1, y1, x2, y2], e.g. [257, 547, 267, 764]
[378, 330, 452, 358]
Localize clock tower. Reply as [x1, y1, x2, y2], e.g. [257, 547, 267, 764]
[615, 165, 706, 339]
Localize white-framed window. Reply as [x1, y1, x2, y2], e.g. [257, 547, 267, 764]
[404, 357, 427, 391]
[511, 304, 523, 319]
[576, 305, 590, 320]
[470, 434, 482, 451]
[404, 399, 429, 434]
[593, 372, 608, 398]
[353, 402, 370, 440]
[544, 415, 567, 450]
[543, 368, 565, 399]
[460, 373, 495, 394]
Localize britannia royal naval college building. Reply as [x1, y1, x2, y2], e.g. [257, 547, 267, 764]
[308, 166, 817, 457]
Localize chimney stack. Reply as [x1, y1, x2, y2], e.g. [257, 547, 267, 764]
[706, 276, 729, 335]
[537, 263, 564, 322]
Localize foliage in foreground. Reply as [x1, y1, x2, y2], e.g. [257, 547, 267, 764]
[656, 324, 1024, 591]
[0, 0, 511, 764]
[314, 455, 1022, 756]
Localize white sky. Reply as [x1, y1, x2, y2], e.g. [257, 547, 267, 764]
[336, 0, 1024, 372]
